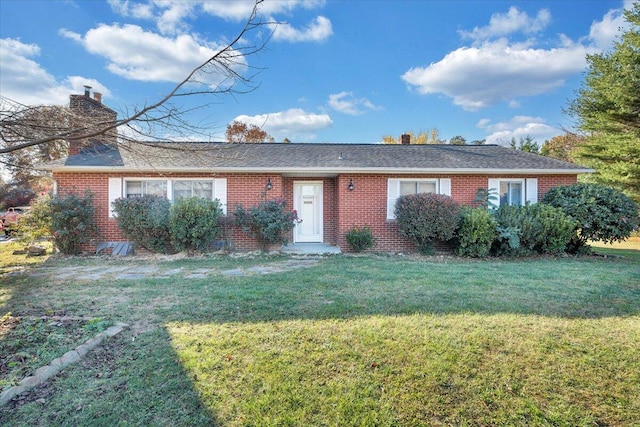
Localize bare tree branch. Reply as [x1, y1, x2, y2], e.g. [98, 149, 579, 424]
[0, 0, 273, 155]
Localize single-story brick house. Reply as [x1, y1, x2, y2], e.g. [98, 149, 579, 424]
[40, 92, 593, 252]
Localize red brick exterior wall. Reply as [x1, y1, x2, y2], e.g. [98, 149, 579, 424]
[335, 173, 579, 252]
[53, 171, 578, 253]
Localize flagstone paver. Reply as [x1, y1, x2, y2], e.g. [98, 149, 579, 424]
[25, 258, 320, 282]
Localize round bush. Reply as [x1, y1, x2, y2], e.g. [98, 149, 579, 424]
[394, 193, 461, 254]
[48, 191, 98, 255]
[234, 198, 299, 248]
[112, 195, 173, 253]
[169, 197, 222, 253]
[541, 183, 639, 247]
[454, 207, 497, 257]
[345, 226, 376, 253]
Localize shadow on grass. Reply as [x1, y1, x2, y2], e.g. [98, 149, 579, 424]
[1, 273, 220, 426]
[1, 254, 639, 425]
[1, 327, 218, 427]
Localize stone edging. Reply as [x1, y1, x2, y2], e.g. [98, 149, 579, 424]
[0, 321, 129, 407]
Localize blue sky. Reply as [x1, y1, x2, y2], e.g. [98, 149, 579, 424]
[0, 0, 633, 145]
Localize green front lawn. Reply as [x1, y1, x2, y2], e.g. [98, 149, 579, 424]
[1, 244, 639, 426]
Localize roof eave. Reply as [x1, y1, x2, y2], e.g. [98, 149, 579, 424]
[43, 165, 596, 175]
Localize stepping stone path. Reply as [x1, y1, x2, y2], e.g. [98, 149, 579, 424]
[25, 258, 320, 283]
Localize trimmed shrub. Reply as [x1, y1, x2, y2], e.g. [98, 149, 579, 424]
[235, 198, 300, 249]
[49, 191, 98, 255]
[345, 226, 376, 253]
[541, 183, 639, 250]
[169, 197, 222, 254]
[112, 195, 174, 253]
[492, 204, 577, 256]
[454, 207, 498, 257]
[394, 193, 461, 255]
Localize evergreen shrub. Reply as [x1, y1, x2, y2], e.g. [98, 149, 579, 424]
[541, 183, 639, 251]
[454, 207, 497, 257]
[48, 190, 98, 255]
[112, 195, 174, 253]
[345, 226, 376, 253]
[492, 204, 576, 256]
[169, 197, 222, 254]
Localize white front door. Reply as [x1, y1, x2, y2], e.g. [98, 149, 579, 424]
[294, 182, 323, 243]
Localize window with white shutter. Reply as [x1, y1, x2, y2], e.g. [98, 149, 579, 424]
[386, 178, 451, 219]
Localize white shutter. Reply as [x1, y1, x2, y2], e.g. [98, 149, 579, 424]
[166, 180, 173, 201]
[439, 178, 451, 197]
[214, 178, 227, 214]
[108, 177, 122, 218]
[488, 179, 500, 208]
[526, 178, 538, 204]
[387, 179, 399, 220]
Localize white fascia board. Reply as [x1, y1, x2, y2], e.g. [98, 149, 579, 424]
[44, 166, 595, 175]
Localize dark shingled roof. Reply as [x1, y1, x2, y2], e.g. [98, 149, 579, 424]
[41, 142, 593, 175]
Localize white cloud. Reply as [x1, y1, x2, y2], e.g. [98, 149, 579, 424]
[61, 24, 244, 84]
[402, 39, 591, 111]
[0, 38, 109, 105]
[403, 3, 635, 111]
[328, 91, 381, 115]
[272, 16, 332, 42]
[107, 0, 154, 20]
[234, 108, 332, 140]
[201, 0, 326, 22]
[587, 4, 631, 50]
[477, 116, 561, 146]
[108, 0, 194, 34]
[108, 0, 331, 42]
[460, 7, 551, 41]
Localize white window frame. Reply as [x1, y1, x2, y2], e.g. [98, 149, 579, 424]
[170, 178, 227, 214]
[123, 178, 168, 199]
[488, 178, 538, 208]
[171, 179, 214, 200]
[386, 178, 451, 220]
[399, 179, 439, 197]
[108, 177, 227, 218]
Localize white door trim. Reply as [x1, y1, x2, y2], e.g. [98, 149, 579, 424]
[293, 181, 323, 243]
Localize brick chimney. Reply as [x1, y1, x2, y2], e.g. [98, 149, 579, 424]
[68, 86, 117, 155]
[401, 134, 410, 145]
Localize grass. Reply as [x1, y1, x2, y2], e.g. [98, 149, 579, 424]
[591, 236, 640, 261]
[0, 240, 52, 274]
[0, 240, 639, 426]
[0, 314, 112, 391]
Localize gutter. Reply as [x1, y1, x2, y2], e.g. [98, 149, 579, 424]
[40, 166, 596, 175]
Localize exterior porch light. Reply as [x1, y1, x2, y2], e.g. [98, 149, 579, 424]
[266, 178, 273, 191]
[348, 179, 355, 191]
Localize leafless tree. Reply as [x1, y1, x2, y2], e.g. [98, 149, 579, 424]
[0, 0, 272, 161]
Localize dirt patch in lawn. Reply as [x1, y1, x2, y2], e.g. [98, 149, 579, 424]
[22, 257, 319, 283]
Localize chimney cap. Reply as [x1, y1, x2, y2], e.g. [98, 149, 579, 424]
[83, 85, 92, 96]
